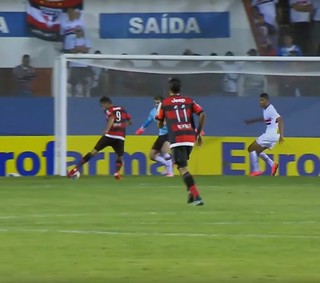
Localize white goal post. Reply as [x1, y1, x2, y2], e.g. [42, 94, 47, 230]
[53, 54, 320, 176]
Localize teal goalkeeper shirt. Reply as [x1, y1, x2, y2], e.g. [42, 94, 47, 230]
[141, 107, 168, 136]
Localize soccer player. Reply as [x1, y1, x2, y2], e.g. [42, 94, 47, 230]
[245, 93, 284, 176]
[135, 96, 173, 177]
[67, 96, 132, 180]
[156, 77, 206, 206]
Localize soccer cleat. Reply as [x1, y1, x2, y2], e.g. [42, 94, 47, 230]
[67, 168, 78, 178]
[249, 171, 263, 177]
[271, 163, 279, 176]
[191, 197, 204, 206]
[113, 172, 121, 180]
[161, 168, 168, 175]
[166, 172, 174, 177]
[187, 193, 194, 204]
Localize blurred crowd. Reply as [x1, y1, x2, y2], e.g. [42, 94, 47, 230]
[7, 1, 320, 98]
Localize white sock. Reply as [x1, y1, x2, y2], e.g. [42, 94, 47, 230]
[249, 151, 260, 172]
[259, 152, 274, 167]
[165, 160, 173, 175]
[155, 155, 167, 166]
[162, 153, 171, 160]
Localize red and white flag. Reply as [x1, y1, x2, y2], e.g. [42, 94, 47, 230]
[26, 0, 83, 41]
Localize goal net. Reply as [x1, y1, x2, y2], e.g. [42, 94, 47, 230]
[53, 54, 320, 176]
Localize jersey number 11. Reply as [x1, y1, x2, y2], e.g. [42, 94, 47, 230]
[174, 104, 188, 123]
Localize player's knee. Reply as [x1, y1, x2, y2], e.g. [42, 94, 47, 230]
[178, 166, 188, 176]
[149, 151, 157, 160]
[91, 149, 98, 155]
[247, 143, 256, 152]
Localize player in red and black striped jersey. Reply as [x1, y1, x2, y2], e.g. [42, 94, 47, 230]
[156, 77, 206, 206]
[67, 96, 132, 180]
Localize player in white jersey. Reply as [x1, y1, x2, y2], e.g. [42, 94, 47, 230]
[245, 93, 284, 176]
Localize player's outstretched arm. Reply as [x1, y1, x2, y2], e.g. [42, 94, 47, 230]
[277, 116, 284, 144]
[135, 109, 154, 134]
[244, 117, 264, 125]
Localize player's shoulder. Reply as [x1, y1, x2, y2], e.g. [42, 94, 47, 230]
[163, 95, 193, 104]
[265, 103, 274, 110]
[112, 105, 126, 111]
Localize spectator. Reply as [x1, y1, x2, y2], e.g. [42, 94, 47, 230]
[182, 48, 194, 55]
[289, 0, 313, 55]
[277, 35, 303, 96]
[255, 12, 278, 53]
[65, 26, 92, 97]
[219, 51, 241, 96]
[60, 8, 84, 52]
[278, 34, 302, 56]
[312, 0, 320, 54]
[239, 49, 267, 96]
[90, 50, 110, 97]
[13, 54, 36, 97]
[252, 0, 279, 28]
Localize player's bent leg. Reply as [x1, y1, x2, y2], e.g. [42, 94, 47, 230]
[67, 148, 98, 178]
[114, 155, 123, 180]
[149, 149, 160, 161]
[151, 137, 172, 176]
[161, 141, 174, 177]
[247, 141, 264, 176]
[258, 152, 278, 176]
[112, 139, 125, 180]
[150, 149, 168, 175]
[178, 167, 204, 206]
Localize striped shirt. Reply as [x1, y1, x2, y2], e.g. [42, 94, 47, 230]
[105, 106, 132, 141]
[13, 65, 36, 92]
[156, 95, 203, 148]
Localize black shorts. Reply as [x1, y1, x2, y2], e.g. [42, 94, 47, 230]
[172, 146, 193, 168]
[94, 136, 124, 156]
[152, 134, 169, 151]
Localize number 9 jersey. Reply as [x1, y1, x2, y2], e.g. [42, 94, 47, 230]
[155, 95, 203, 148]
[105, 106, 132, 140]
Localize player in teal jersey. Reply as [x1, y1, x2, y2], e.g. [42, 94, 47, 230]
[135, 96, 173, 176]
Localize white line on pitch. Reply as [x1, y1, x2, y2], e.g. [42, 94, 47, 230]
[0, 213, 90, 219]
[0, 211, 179, 220]
[54, 230, 320, 239]
[0, 228, 318, 240]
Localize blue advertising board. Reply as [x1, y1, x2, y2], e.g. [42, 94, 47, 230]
[0, 12, 28, 37]
[99, 12, 230, 39]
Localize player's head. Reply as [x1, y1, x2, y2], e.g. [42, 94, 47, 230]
[259, 92, 270, 108]
[153, 95, 164, 107]
[100, 96, 112, 109]
[169, 77, 182, 95]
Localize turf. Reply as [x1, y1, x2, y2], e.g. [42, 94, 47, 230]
[0, 176, 320, 283]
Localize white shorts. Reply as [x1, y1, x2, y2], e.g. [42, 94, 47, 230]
[256, 133, 280, 149]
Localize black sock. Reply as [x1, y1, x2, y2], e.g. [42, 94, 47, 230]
[182, 172, 195, 191]
[77, 153, 94, 168]
[115, 158, 123, 173]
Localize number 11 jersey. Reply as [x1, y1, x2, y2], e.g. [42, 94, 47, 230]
[105, 106, 132, 140]
[156, 95, 203, 148]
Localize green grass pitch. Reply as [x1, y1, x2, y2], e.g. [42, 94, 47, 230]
[0, 176, 320, 283]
